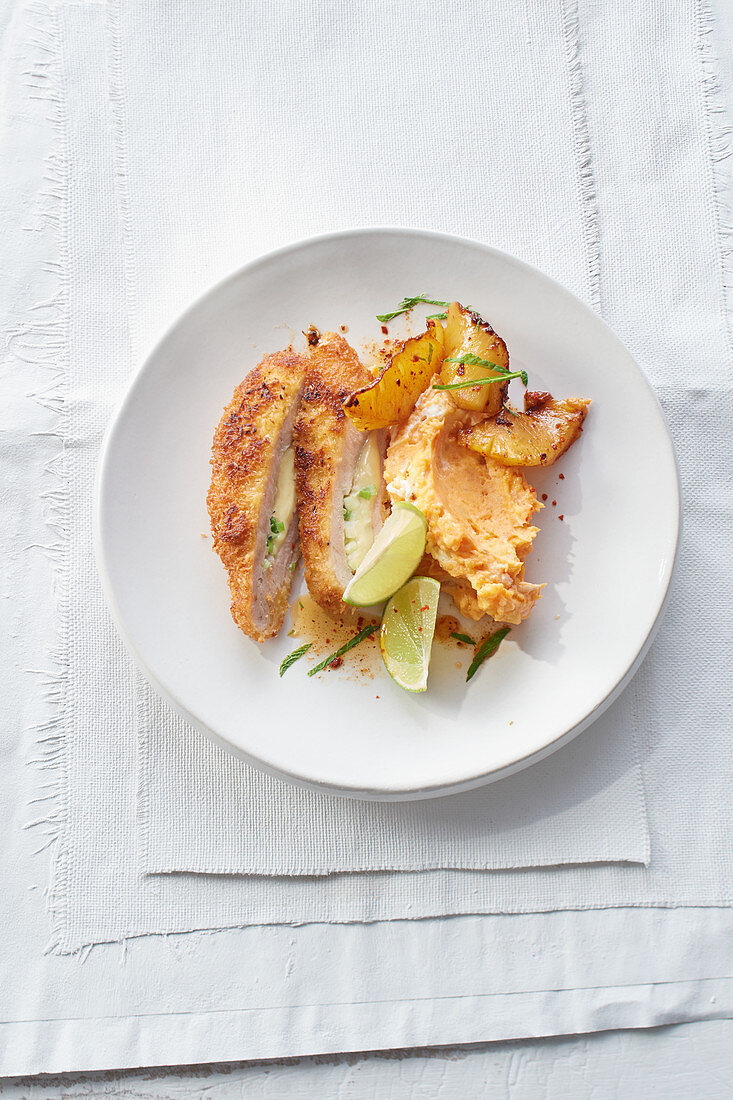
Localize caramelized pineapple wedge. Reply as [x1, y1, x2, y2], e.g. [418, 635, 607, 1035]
[343, 323, 444, 431]
[436, 302, 510, 415]
[458, 392, 590, 467]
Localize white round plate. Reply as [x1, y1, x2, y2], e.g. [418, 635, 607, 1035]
[96, 228, 679, 800]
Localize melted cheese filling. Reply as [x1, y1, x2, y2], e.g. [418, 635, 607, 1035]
[343, 434, 381, 573]
[266, 446, 296, 560]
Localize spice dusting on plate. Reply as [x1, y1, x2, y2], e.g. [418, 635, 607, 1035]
[289, 594, 378, 679]
[434, 615, 463, 643]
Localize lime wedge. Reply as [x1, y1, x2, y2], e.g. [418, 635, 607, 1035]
[342, 502, 428, 607]
[380, 576, 440, 693]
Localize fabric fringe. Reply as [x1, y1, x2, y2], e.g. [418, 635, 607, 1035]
[696, 0, 733, 370]
[560, 0, 602, 314]
[15, 2, 73, 956]
[105, 0, 139, 361]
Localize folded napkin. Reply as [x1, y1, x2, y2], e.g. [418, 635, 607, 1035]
[21, 0, 733, 959]
[140, 691, 649, 875]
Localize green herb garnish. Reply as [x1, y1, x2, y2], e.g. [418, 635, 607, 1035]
[343, 505, 352, 521]
[433, 371, 528, 392]
[438, 354, 528, 388]
[377, 295, 449, 324]
[279, 643, 312, 677]
[358, 485, 377, 500]
[307, 624, 378, 677]
[444, 354, 501, 369]
[451, 632, 476, 645]
[465, 627, 510, 682]
[270, 517, 285, 534]
[426, 311, 448, 320]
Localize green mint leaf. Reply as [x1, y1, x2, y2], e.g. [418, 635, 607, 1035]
[444, 354, 504, 370]
[307, 624, 379, 677]
[433, 371, 528, 392]
[279, 643, 312, 677]
[466, 627, 510, 682]
[376, 295, 449, 324]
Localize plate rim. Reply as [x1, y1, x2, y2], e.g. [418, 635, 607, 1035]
[94, 225, 681, 801]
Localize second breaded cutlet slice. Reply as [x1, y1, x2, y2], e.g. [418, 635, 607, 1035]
[294, 335, 388, 616]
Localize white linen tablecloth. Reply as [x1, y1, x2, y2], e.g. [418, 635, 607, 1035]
[30, 0, 656, 953]
[110, 0, 730, 931]
[1, 0, 733, 1077]
[124, 0, 649, 876]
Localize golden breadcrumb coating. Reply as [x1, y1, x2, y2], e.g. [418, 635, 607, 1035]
[207, 348, 307, 641]
[294, 335, 372, 616]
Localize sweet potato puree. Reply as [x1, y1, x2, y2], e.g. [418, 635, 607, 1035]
[385, 391, 543, 625]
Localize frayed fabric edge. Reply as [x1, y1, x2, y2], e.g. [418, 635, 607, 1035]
[696, 0, 733, 374]
[105, 0, 139, 362]
[15, 2, 73, 956]
[104, 0, 152, 881]
[560, 0, 602, 314]
[560, 0, 651, 863]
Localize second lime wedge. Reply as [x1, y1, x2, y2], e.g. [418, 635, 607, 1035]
[342, 502, 427, 607]
[380, 576, 440, 693]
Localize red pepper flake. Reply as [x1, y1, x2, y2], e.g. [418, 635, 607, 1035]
[381, 325, 388, 335]
[559, 514, 564, 521]
[541, 493, 548, 502]
[329, 656, 343, 670]
[559, 473, 565, 480]
[420, 605, 429, 611]
[340, 324, 348, 333]
[551, 500, 557, 506]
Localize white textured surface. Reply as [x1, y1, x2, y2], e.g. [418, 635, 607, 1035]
[2, 0, 733, 1082]
[109, 0, 652, 862]
[46, 0, 732, 955]
[2, 1021, 733, 1098]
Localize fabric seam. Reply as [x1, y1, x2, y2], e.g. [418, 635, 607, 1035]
[696, 0, 733, 377]
[559, 0, 602, 313]
[18, 1, 73, 958]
